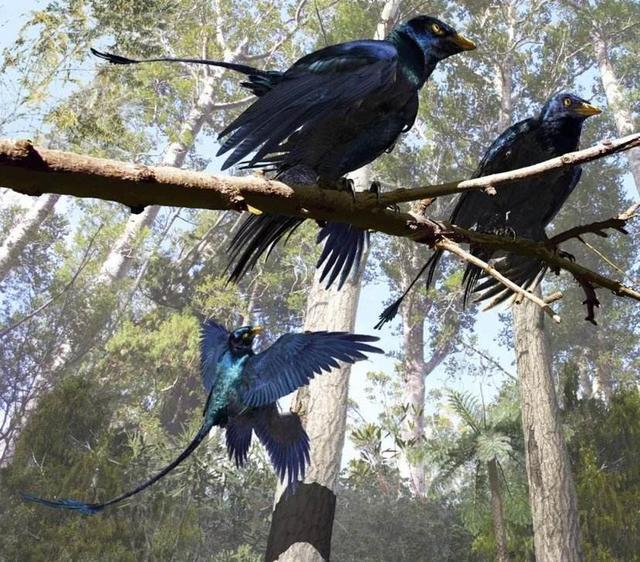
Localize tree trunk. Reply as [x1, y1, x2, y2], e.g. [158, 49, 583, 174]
[592, 30, 640, 196]
[0, 193, 60, 282]
[487, 458, 510, 562]
[513, 294, 583, 561]
[97, 73, 219, 283]
[265, 247, 366, 562]
[398, 245, 428, 498]
[265, 6, 400, 557]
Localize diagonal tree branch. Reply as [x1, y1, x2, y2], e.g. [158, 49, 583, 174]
[1, 135, 639, 320]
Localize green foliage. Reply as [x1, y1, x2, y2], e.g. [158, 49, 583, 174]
[565, 388, 640, 561]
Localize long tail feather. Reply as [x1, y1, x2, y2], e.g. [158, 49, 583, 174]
[316, 223, 369, 290]
[226, 214, 305, 283]
[91, 48, 264, 76]
[375, 251, 442, 329]
[23, 419, 215, 515]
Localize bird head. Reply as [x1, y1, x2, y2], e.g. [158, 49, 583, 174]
[540, 93, 602, 123]
[401, 16, 476, 61]
[229, 325, 263, 352]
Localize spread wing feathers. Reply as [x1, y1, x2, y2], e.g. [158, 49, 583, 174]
[472, 255, 547, 307]
[200, 320, 230, 392]
[225, 414, 254, 467]
[316, 223, 369, 290]
[22, 417, 215, 515]
[226, 214, 306, 284]
[241, 332, 383, 407]
[216, 42, 398, 170]
[253, 404, 310, 486]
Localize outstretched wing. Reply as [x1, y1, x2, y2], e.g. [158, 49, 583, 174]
[217, 40, 399, 170]
[225, 414, 254, 468]
[200, 320, 230, 392]
[253, 404, 310, 487]
[240, 332, 382, 407]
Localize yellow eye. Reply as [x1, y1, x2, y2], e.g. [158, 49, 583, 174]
[431, 23, 444, 35]
[563, 97, 572, 107]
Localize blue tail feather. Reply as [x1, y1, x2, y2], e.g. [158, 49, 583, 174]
[316, 222, 369, 290]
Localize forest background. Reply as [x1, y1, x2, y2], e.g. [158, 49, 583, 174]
[0, 0, 638, 560]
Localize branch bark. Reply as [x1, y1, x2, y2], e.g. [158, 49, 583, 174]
[1, 136, 639, 317]
[2, 133, 638, 236]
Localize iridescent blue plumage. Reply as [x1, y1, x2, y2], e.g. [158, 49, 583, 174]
[376, 93, 601, 328]
[23, 321, 382, 514]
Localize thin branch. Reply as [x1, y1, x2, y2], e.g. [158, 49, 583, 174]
[437, 238, 562, 323]
[549, 202, 639, 245]
[378, 133, 640, 205]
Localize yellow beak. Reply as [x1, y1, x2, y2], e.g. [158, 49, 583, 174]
[250, 326, 264, 336]
[576, 102, 602, 117]
[451, 33, 477, 51]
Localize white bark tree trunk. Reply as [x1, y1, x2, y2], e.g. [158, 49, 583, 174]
[97, 74, 220, 283]
[265, 6, 401, 557]
[513, 293, 583, 561]
[266, 165, 371, 562]
[0, 193, 60, 282]
[592, 30, 640, 196]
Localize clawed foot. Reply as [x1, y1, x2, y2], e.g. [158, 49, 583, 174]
[495, 226, 517, 239]
[547, 244, 575, 274]
[336, 177, 356, 201]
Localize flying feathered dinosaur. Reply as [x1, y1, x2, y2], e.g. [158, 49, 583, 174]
[376, 92, 601, 328]
[23, 321, 382, 514]
[90, 15, 476, 290]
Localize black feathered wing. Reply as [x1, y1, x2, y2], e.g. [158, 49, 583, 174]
[216, 41, 399, 170]
[469, 166, 583, 306]
[239, 332, 382, 407]
[200, 320, 230, 392]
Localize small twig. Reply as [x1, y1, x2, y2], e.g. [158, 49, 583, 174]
[550, 202, 639, 245]
[437, 238, 562, 323]
[543, 291, 563, 304]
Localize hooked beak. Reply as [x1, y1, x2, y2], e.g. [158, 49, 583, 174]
[576, 101, 602, 117]
[450, 33, 477, 51]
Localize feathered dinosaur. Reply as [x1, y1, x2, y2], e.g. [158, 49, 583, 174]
[91, 15, 476, 289]
[23, 320, 382, 514]
[376, 92, 601, 328]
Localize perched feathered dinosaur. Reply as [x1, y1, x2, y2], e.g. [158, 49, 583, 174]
[376, 92, 601, 328]
[90, 15, 476, 290]
[23, 321, 382, 514]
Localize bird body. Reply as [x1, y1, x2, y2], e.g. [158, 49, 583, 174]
[23, 321, 382, 514]
[219, 16, 476, 288]
[376, 93, 601, 327]
[91, 17, 475, 289]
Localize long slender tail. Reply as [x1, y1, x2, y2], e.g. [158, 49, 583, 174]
[226, 213, 306, 284]
[316, 223, 369, 290]
[375, 250, 443, 330]
[22, 419, 215, 515]
[91, 48, 264, 76]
